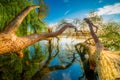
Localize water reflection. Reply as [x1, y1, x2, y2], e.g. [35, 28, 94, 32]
[0, 36, 94, 80]
[32, 37, 84, 80]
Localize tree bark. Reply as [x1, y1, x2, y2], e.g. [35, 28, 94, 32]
[0, 6, 76, 57]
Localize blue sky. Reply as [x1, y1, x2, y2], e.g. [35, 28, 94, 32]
[40, 0, 120, 24]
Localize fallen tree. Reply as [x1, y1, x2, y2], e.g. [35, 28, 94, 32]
[84, 18, 120, 80]
[0, 6, 76, 58]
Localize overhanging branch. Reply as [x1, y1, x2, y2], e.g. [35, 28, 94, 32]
[3, 6, 40, 33]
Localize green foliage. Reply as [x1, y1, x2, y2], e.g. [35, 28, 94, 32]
[0, 54, 22, 80]
[38, 0, 49, 19]
[100, 21, 120, 50]
[22, 44, 45, 80]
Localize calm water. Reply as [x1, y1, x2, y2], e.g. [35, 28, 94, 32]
[39, 37, 85, 80]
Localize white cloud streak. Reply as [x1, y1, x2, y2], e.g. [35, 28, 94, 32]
[64, 9, 71, 15]
[96, 3, 120, 15]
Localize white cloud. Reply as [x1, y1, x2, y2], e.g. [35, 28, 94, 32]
[48, 23, 58, 28]
[96, 3, 120, 15]
[48, 23, 58, 31]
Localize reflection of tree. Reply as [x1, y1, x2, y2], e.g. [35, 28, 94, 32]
[0, 43, 45, 80]
[75, 43, 97, 80]
[32, 38, 76, 80]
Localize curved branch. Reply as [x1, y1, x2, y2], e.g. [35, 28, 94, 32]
[21, 24, 76, 49]
[3, 6, 40, 33]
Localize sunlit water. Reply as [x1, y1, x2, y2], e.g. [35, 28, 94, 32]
[39, 37, 85, 80]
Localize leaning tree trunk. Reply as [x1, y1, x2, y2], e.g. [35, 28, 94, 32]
[0, 6, 76, 58]
[84, 18, 120, 80]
